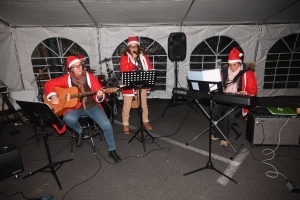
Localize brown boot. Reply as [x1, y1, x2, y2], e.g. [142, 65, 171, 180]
[124, 125, 130, 134]
[143, 122, 152, 131]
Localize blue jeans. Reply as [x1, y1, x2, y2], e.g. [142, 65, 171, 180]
[64, 105, 116, 151]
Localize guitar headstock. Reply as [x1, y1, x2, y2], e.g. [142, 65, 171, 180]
[103, 87, 119, 93]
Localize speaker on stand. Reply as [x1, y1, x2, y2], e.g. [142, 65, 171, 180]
[161, 32, 187, 117]
[168, 32, 187, 89]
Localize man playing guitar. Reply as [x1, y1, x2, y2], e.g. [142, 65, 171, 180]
[44, 55, 121, 163]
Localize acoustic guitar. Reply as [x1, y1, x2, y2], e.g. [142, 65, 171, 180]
[44, 86, 118, 116]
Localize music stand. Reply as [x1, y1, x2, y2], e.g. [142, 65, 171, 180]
[16, 100, 73, 190]
[183, 99, 238, 184]
[185, 80, 244, 160]
[122, 70, 156, 152]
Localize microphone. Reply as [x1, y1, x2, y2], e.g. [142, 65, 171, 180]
[132, 51, 141, 70]
[232, 67, 251, 82]
[133, 51, 138, 60]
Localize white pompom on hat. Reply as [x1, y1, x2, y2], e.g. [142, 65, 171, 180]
[127, 36, 140, 46]
[66, 56, 81, 71]
[228, 47, 243, 63]
[77, 54, 86, 61]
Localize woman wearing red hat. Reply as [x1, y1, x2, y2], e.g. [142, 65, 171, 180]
[77, 54, 91, 72]
[120, 36, 154, 134]
[212, 47, 258, 146]
[44, 55, 121, 163]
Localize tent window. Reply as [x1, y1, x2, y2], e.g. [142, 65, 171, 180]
[190, 36, 243, 71]
[31, 37, 88, 89]
[264, 33, 300, 89]
[112, 37, 167, 91]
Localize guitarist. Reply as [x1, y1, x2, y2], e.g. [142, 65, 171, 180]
[44, 55, 121, 163]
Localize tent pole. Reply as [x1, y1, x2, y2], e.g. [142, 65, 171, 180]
[11, 33, 25, 90]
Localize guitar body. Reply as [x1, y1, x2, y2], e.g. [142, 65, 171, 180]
[44, 87, 80, 116]
[44, 86, 118, 116]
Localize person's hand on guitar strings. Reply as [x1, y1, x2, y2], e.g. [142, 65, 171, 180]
[51, 95, 59, 105]
[97, 90, 104, 99]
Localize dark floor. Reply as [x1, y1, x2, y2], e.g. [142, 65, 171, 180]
[0, 96, 300, 200]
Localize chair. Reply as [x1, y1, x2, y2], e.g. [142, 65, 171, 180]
[70, 115, 102, 154]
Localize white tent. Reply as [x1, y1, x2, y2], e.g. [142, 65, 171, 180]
[0, 0, 300, 101]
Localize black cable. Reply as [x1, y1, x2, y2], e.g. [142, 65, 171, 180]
[61, 150, 102, 200]
[0, 191, 31, 200]
[22, 139, 70, 165]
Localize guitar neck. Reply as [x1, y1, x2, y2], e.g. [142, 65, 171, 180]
[70, 91, 98, 99]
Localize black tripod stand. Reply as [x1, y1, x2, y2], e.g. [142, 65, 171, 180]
[0, 91, 23, 134]
[122, 70, 156, 152]
[160, 61, 199, 117]
[185, 80, 245, 160]
[16, 100, 73, 190]
[183, 99, 238, 184]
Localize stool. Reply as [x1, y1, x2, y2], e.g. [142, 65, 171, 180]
[70, 115, 102, 154]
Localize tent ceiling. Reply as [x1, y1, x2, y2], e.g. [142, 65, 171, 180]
[0, 0, 300, 27]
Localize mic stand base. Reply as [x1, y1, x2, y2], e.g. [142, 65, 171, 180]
[183, 100, 238, 184]
[128, 88, 154, 152]
[183, 160, 238, 184]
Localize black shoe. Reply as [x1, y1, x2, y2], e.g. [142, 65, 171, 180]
[76, 133, 83, 147]
[109, 150, 122, 163]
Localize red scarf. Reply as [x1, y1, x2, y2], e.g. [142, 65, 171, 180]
[70, 71, 88, 109]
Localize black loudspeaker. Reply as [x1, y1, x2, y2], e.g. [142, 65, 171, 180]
[168, 32, 186, 61]
[0, 144, 24, 180]
[246, 113, 300, 145]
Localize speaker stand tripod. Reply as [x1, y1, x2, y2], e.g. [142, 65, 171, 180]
[161, 61, 199, 117]
[183, 99, 238, 184]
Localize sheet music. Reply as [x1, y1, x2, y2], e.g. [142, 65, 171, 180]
[187, 71, 203, 81]
[202, 69, 221, 82]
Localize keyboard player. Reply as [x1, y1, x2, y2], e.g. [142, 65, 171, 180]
[212, 47, 258, 147]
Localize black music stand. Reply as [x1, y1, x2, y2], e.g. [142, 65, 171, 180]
[185, 80, 244, 160]
[16, 100, 73, 190]
[183, 99, 238, 184]
[122, 70, 156, 152]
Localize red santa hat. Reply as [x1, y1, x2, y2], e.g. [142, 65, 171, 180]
[228, 47, 243, 63]
[66, 56, 81, 71]
[127, 36, 140, 46]
[77, 54, 86, 61]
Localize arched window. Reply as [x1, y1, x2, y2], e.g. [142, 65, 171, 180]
[264, 33, 300, 89]
[111, 36, 167, 90]
[190, 36, 243, 70]
[31, 37, 88, 88]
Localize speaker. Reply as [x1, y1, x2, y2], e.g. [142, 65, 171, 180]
[246, 113, 300, 145]
[168, 32, 186, 61]
[0, 144, 24, 180]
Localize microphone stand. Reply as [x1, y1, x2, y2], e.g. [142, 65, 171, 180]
[30, 66, 49, 102]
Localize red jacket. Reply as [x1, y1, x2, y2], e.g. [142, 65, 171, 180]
[222, 64, 258, 116]
[240, 70, 258, 115]
[44, 72, 106, 133]
[120, 54, 154, 95]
